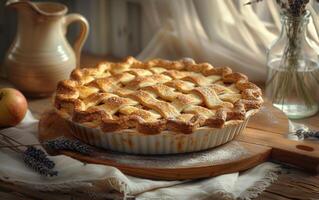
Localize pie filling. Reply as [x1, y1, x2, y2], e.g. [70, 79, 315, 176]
[54, 57, 263, 134]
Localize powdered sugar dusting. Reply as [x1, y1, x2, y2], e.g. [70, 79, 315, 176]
[95, 141, 248, 168]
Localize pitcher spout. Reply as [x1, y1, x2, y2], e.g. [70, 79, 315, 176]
[6, 0, 67, 17]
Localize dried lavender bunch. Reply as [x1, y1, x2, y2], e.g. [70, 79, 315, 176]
[245, 0, 311, 16]
[23, 154, 58, 177]
[44, 137, 93, 155]
[24, 146, 55, 169]
[282, 0, 309, 17]
[0, 133, 57, 177]
[295, 129, 319, 139]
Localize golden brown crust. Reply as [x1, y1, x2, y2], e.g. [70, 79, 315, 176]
[137, 120, 167, 135]
[54, 57, 263, 134]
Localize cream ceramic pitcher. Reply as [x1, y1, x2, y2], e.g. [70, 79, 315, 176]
[4, 0, 89, 97]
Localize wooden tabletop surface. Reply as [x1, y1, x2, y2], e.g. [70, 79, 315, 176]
[0, 53, 318, 200]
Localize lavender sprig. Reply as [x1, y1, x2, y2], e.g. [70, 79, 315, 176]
[245, 0, 313, 17]
[24, 146, 55, 169]
[0, 133, 57, 177]
[44, 137, 93, 155]
[23, 154, 58, 177]
[1, 134, 95, 176]
[295, 129, 319, 140]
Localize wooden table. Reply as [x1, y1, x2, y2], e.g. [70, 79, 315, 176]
[0, 53, 318, 199]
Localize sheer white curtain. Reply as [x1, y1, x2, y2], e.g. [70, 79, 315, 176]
[137, 0, 319, 82]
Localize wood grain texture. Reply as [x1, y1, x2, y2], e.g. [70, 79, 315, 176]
[62, 145, 270, 180]
[238, 129, 319, 173]
[256, 168, 319, 200]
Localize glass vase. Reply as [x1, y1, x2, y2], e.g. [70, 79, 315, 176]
[265, 11, 319, 119]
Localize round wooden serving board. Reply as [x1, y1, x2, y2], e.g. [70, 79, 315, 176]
[38, 103, 319, 180]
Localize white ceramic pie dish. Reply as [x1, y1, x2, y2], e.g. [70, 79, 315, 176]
[65, 109, 257, 155]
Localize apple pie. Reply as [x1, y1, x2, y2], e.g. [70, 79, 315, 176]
[54, 57, 263, 154]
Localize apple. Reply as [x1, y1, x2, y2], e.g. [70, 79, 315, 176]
[0, 88, 28, 127]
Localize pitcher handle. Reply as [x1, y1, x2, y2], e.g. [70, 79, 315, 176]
[64, 14, 89, 68]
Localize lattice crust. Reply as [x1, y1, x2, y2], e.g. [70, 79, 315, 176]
[54, 57, 263, 134]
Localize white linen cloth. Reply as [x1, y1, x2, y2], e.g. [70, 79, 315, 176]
[0, 111, 281, 200]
